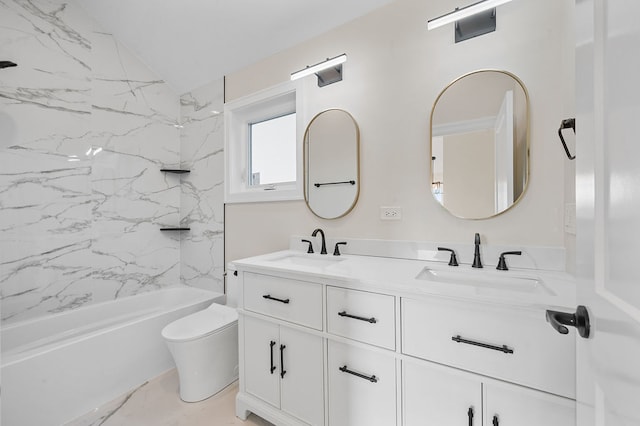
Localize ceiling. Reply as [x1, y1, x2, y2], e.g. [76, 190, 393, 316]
[77, 0, 394, 95]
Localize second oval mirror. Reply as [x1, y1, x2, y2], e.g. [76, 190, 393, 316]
[304, 109, 360, 219]
[430, 70, 530, 219]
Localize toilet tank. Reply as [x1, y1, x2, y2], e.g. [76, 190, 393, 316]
[226, 263, 239, 308]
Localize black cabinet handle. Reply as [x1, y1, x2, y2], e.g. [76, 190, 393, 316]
[545, 305, 591, 338]
[338, 311, 377, 324]
[493, 415, 499, 426]
[280, 344, 286, 378]
[263, 294, 290, 304]
[339, 365, 378, 383]
[452, 335, 514, 354]
[269, 341, 276, 374]
[468, 407, 474, 426]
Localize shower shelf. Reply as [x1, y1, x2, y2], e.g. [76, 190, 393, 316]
[160, 228, 191, 231]
[160, 169, 190, 174]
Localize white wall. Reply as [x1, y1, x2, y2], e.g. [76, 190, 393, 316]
[225, 0, 576, 265]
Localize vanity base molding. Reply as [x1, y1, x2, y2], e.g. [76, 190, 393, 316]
[236, 392, 308, 426]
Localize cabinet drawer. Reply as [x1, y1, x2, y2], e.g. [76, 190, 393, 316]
[401, 297, 575, 398]
[328, 340, 397, 426]
[327, 287, 396, 350]
[243, 273, 322, 330]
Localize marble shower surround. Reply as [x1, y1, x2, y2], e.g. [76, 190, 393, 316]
[0, 0, 223, 323]
[179, 81, 225, 293]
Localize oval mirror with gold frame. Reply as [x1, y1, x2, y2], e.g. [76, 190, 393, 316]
[430, 70, 530, 219]
[304, 109, 360, 219]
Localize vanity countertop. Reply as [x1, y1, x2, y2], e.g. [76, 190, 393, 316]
[231, 250, 576, 311]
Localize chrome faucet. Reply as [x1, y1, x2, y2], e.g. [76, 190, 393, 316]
[311, 228, 327, 255]
[472, 233, 483, 268]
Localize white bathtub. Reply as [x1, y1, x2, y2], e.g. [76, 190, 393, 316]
[0, 287, 224, 426]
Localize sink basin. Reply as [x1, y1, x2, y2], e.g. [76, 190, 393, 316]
[267, 253, 344, 268]
[416, 265, 553, 295]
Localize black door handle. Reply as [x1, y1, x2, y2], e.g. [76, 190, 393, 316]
[545, 305, 590, 338]
[468, 407, 474, 426]
[280, 344, 286, 378]
[493, 415, 499, 426]
[269, 341, 276, 374]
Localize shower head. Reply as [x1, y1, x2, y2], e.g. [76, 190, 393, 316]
[0, 61, 17, 69]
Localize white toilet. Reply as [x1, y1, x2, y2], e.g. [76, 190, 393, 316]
[161, 267, 239, 402]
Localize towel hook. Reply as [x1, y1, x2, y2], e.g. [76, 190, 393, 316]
[558, 118, 576, 160]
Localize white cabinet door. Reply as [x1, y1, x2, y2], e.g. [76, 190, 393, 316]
[244, 317, 324, 425]
[328, 340, 397, 426]
[280, 326, 324, 426]
[244, 316, 280, 408]
[484, 381, 575, 426]
[403, 361, 481, 426]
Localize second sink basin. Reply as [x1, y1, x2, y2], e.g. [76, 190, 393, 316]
[416, 265, 553, 295]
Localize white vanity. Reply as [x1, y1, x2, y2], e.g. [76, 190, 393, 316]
[233, 238, 576, 426]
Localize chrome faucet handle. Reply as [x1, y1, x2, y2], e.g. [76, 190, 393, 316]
[437, 247, 458, 266]
[301, 239, 314, 254]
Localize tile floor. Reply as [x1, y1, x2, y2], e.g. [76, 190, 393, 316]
[67, 369, 273, 426]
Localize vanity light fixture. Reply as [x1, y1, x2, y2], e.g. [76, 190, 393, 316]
[290, 54, 347, 87]
[427, 0, 513, 30]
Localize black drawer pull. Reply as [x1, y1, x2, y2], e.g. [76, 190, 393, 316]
[263, 294, 290, 304]
[452, 335, 514, 354]
[468, 407, 474, 426]
[280, 344, 286, 378]
[338, 311, 377, 324]
[493, 415, 499, 426]
[339, 365, 378, 383]
[269, 341, 276, 374]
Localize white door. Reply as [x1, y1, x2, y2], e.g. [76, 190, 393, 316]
[575, 0, 640, 424]
[494, 90, 514, 213]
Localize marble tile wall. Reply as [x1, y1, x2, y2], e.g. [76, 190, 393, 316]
[0, 0, 183, 323]
[179, 81, 225, 294]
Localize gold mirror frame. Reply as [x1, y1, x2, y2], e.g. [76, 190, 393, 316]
[430, 70, 530, 219]
[303, 109, 360, 219]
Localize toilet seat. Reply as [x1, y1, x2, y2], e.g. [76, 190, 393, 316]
[162, 304, 238, 343]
